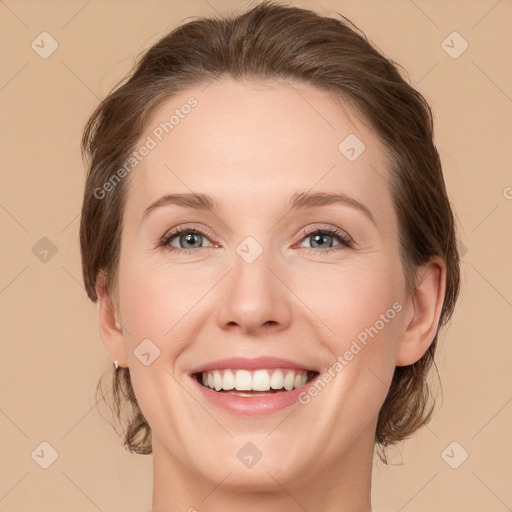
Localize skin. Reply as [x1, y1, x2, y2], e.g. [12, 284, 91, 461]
[96, 78, 446, 512]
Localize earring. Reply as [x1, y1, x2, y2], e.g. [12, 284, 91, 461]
[114, 360, 119, 370]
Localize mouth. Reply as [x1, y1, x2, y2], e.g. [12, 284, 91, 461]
[192, 368, 320, 396]
[188, 362, 321, 416]
[187, 356, 322, 415]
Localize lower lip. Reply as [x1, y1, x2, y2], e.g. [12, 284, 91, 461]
[190, 374, 319, 416]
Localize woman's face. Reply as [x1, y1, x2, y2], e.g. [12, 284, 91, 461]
[103, 78, 415, 493]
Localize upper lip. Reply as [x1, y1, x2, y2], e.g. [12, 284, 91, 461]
[188, 356, 320, 375]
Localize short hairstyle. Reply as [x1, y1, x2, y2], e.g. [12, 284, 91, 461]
[80, 1, 461, 464]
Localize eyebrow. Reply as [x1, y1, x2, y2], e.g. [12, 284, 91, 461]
[141, 191, 376, 225]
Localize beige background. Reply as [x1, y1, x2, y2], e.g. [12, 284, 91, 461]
[1, 0, 511, 510]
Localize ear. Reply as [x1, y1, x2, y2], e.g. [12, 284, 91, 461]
[395, 256, 447, 366]
[95, 271, 128, 368]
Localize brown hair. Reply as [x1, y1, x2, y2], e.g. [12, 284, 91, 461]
[80, 1, 461, 464]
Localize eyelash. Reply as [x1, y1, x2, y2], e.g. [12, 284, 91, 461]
[159, 224, 354, 255]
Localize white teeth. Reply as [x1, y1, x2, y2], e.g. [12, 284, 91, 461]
[198, 368, 312, 392]
[270, 369, 284, 389]
[253, 369, 271, 391]
[234, 369, 252, 390]
[222, 369, 235, 390]
[213, 370, 223, 391]
[283, 371, 295, 391]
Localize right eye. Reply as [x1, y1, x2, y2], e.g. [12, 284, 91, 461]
[160, 226, 216, 254]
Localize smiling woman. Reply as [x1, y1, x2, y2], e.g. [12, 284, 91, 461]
[79, 2, 461, 511]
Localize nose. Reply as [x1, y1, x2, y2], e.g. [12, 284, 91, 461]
[216, 245, 292, 335]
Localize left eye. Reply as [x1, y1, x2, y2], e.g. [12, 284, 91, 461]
[297, 228, 352, 250]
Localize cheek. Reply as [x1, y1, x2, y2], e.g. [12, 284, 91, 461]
[118, 239, 405, 365]
[299, 263, 403, 346]
[117, 255, 205, 336]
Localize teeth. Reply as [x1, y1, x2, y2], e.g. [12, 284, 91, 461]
[270, 369, 284, 389]
[198, 368, 311, 392]
[222, 370, 235, 390]
[213, 370, 223, 391]
[283, 370, 295, 391]
[253, 369, 271, 391]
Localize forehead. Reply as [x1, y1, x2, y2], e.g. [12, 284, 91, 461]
[123, 78, 394, 223]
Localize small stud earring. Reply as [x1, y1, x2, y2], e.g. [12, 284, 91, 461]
[114, 360, 119, 370]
